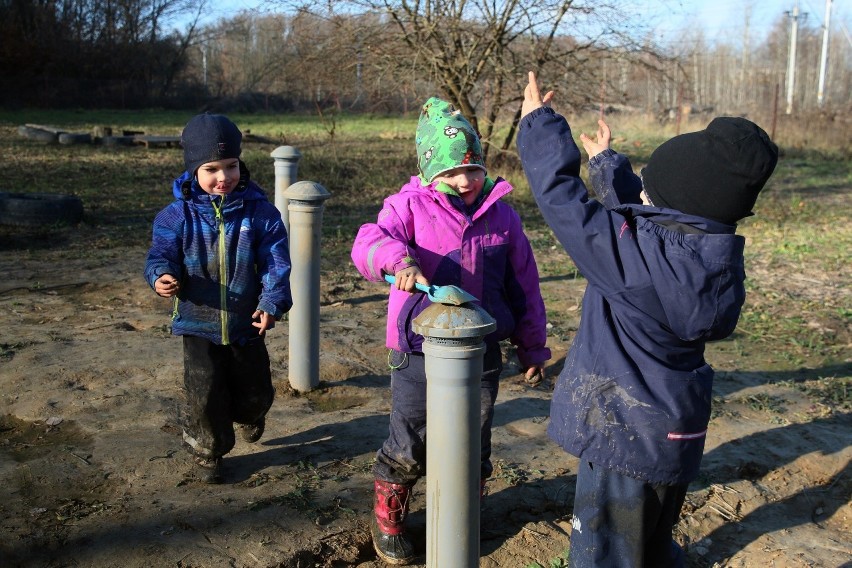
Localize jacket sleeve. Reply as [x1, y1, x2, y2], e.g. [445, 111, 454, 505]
[351, 194, 419, 282]
[144, 203, 185, 289]
[505, 211, 551, 368]
[254, 202, 293, 319]
[517, 107, 644, 297]
[588, 148, 643, 209]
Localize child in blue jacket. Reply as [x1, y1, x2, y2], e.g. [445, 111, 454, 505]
[144, 114, 292, 484]
[517, 72, 778, 566]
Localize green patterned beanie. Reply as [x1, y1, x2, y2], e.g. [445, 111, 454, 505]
[415, 97, 486, 183]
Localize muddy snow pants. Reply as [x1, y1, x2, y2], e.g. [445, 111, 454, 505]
[569, 460, 687, 568]
[181, 335, 275, 459]
[373, 345, 503, 485]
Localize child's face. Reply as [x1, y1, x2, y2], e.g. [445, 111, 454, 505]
[195, 158, 241, 196]
[433, 166, 486, 206]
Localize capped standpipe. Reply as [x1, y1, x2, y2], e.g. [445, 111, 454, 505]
[270, 145, 302, 232]
[283, 181, 331, 392]
[412, 302, 496, 568]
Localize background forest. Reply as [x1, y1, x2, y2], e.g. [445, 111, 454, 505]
[2, 0, 849, 157]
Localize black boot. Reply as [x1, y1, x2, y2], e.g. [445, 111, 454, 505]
[237, 417, 265, 443]
[370, 479, 415, 565]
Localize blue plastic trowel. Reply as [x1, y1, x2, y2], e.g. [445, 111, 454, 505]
[383, 274, 478, 306]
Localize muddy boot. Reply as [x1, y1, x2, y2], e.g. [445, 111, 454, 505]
[193, 455, 222, 484]
[370, 479, 414, 565]
[237, 417, 265, 443]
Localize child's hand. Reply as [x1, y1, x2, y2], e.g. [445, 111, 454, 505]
[579, 119, 611, 158]
[524, 365, 545, 387]
[154, 274, 180, 297]
[522, 71, 554, 119]
[252, 310, 274, 335]
[393, 266, 429, 293]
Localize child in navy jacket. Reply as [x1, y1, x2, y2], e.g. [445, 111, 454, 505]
[517, 72, 778, 566]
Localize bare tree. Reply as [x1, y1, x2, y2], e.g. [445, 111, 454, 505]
[275, 0, 651, 158]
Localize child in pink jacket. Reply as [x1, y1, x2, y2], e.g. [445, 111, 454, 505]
[351, 97, 551, 564]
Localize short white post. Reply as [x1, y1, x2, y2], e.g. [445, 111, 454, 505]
[283, 181, 331, 392]
[270, 145, 301, 232]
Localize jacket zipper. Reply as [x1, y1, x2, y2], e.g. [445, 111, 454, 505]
[212, 197, 229, 345]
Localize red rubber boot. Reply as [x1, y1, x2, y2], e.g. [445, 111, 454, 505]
[370, 479, 415, 565]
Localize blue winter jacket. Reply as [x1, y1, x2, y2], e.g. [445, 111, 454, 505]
[144, 168, 292, 346]
[518, 107, 747, 485]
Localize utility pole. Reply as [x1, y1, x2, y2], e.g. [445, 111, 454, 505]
[817, 0, 833, 107]
[202, 46, 208, 88]
[785, 1, 801, 114]
[740, 6, 750, 108]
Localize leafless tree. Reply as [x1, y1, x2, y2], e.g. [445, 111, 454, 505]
[273, 0, 653, 159]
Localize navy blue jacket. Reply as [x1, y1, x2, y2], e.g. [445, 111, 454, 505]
[144, 168, 292, 346]
[518, 107, 746, 485]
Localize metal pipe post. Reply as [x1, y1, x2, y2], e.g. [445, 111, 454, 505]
[283, 181, 331, 392]
[412, 303, 496, 568]
[270, 145, 302, 232]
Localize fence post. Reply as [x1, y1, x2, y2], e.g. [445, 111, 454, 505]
[283, 181, 331, 392]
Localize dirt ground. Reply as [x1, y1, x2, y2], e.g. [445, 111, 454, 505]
[0, 237, 849, 568]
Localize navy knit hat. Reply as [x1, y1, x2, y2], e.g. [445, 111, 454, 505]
[641, 117, 779, 225]
[181, 113, 242, 176]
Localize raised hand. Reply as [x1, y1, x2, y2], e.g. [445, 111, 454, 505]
[522, 71, 554, 119]
[579, 119, 612, 158]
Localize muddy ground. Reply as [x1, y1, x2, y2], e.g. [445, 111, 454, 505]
[0, 229, 849, 568]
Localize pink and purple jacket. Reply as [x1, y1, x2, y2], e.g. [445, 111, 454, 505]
[351, 175, 551, 368]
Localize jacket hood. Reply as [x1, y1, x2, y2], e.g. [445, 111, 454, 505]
[622, 206, 745, 342]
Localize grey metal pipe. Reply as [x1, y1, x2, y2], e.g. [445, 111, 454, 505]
[283, 181, 331, 392]
[412, 303, 496, 568]
[270, 145, 302, 232]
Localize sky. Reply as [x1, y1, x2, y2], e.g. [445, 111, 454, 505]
[189, 0, 850, 47]
[645, 0, 848, 45]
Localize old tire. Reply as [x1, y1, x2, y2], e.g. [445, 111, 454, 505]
[0, 193, 84, 226]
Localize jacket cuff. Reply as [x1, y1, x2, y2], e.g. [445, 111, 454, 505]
[520, 106, 556, 130]
[257, 300, 283, 319]
[517, 346, 552, 369]
[588, 147, 617, 167]
[390, 255, 418, 275]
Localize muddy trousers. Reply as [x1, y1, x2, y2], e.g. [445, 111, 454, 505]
[569, 460, 687, 568]
[181, 335, 275, 459]
[372, 346, 502, 485]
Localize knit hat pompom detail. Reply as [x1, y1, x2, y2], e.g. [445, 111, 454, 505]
[181, 114, 243, 176]
[415, 97, 486, 183]
[641, 116, 778, 225]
